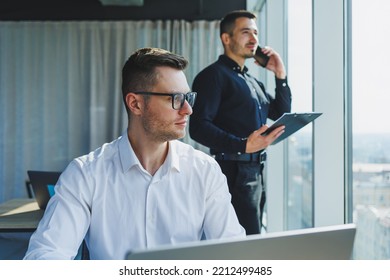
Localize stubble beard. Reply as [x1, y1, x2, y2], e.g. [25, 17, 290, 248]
[230, 41, 253, 59]
[142, 109, 185, 143]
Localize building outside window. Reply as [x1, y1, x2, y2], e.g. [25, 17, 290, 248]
[286, 0, 313, 230]
[285, 0, 390, 259]
[351, 0, 390, 260]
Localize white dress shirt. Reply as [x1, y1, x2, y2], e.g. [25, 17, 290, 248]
[24, 132, 245, 259]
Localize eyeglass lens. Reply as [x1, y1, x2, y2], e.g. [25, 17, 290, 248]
[173, 92, 196, 109]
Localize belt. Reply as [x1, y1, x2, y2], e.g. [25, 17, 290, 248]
[214, 151, 267, 164]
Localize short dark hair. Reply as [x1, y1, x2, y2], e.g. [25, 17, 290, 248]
[220, 10, 257, 36]
[121, 47, 188, 116]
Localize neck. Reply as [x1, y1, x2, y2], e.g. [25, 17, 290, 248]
[224, 51, 246, 69]
[128, 129, 169, 176]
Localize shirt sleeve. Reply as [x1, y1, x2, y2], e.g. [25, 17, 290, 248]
[268, 76, 292, 121]
[190, 68, 248, 153]
[202, 160, 246, 239]
[23, 161, 92, 260]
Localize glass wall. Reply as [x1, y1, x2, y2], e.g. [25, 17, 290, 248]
[351, 0, 390, 259]
[286, 0, 313, 230]
[262, 0, 389, 259]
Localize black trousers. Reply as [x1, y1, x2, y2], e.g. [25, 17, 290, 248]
[217, 160, 265, 235]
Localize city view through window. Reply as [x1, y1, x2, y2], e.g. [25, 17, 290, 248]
[286, 0, 390, 259]
[351, 0, 390, 259]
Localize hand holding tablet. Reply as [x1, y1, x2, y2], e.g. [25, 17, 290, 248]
[262, 112, 322, 145]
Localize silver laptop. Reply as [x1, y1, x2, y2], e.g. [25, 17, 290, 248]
[126, 224, 356, 260]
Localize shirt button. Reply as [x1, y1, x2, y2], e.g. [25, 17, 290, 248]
[282, 82, 287, 87]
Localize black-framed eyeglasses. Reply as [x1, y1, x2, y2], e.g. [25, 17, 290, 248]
[133, 91, 197, 110]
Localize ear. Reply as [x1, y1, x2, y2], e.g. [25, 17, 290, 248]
[221, 33, 230, 46]
[125, 93, 143, 115]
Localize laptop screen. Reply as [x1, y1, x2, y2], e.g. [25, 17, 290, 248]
[27, 170, 61, 209]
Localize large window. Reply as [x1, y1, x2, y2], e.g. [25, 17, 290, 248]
[261, 0, 389, 260]
[286, 0, 313, 230]
[351, 0, 390, 259]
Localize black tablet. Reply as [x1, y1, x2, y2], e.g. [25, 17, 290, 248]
[262, 112, 322, 145]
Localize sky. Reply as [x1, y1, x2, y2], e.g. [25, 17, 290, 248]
[287, 0, 390, 134]
[352, 0, 390, 134]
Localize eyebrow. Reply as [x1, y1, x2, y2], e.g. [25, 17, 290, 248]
[239, 27, 258, 33]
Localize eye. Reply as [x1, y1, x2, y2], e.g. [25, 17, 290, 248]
[173, 94, 182, 103]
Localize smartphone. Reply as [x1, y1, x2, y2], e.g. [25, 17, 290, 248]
[254, 45, 270, 67]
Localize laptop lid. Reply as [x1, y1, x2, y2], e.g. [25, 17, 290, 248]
[126, 224, 356, 260]
[27, 170, 61, 209]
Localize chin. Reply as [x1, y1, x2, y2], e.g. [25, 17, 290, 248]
[175, 130, 186, 140]
[161, 131, 186, 142]
[177, 132, 186, 140]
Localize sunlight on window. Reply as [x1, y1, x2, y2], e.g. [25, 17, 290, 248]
[352, 0, 390, 260]
[286, 0, 313, 230]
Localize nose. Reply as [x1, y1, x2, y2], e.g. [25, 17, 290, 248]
[179, 100, 193, 115]
[249, 32, 258, 43]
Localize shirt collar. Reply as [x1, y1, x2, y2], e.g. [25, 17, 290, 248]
[218, 54, 248, 74]
[119, 131, 181, 174]
[168, 140, 181, 172]
[119, 130, 139, 173]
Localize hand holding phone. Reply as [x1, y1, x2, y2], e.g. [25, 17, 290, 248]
[254, 46, 270, 68]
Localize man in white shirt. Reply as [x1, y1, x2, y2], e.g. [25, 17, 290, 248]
[24, 47, 245, 260]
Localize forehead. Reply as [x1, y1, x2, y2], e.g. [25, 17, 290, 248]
[154, 66, 190, 92]
[233, 17, 258, 32]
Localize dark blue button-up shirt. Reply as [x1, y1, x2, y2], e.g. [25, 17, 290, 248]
[189, 55, 292, 154]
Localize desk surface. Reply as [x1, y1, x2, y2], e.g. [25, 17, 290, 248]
[0, 198, 43, 232]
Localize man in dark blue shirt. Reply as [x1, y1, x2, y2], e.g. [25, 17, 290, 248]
[189, 10, 292, 234]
